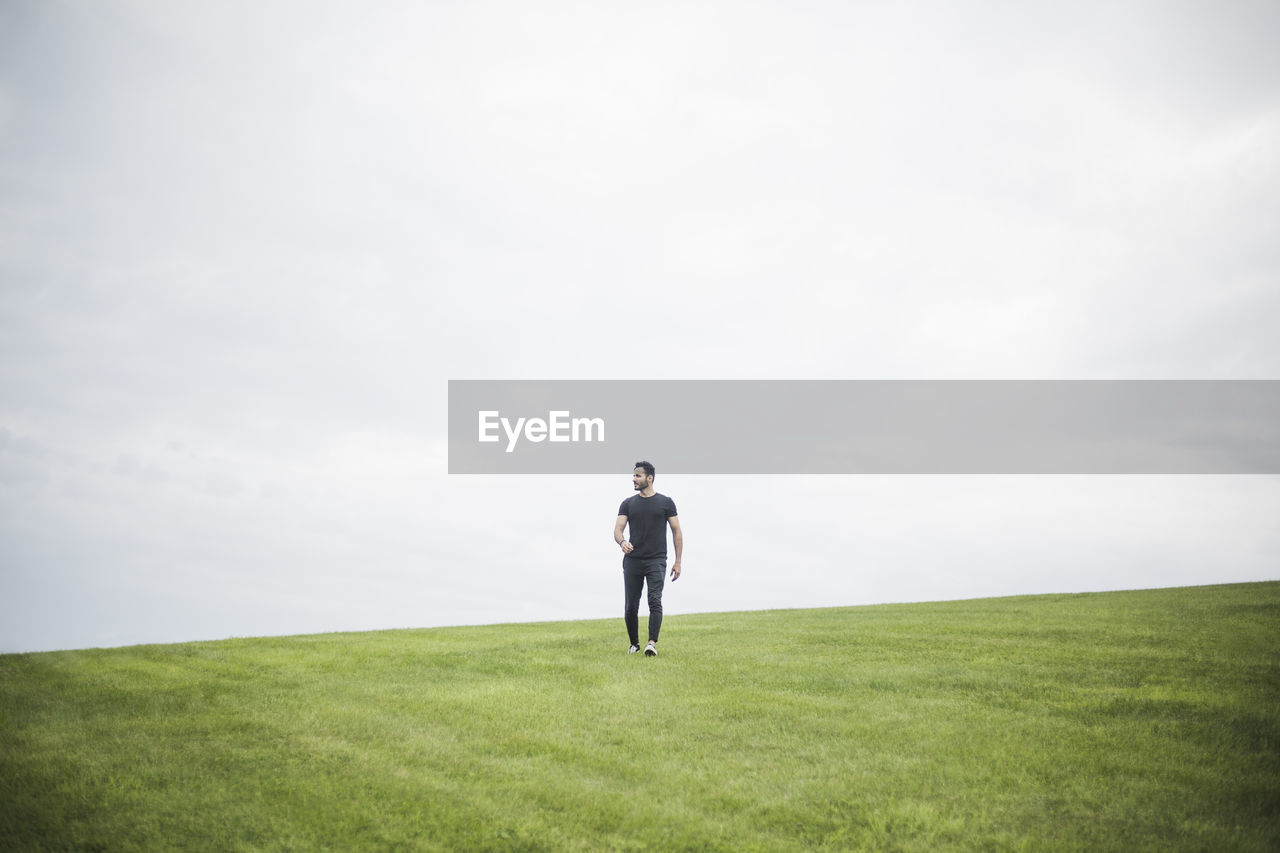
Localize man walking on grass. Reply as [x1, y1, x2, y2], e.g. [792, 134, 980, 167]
[614, 461, 682, 656]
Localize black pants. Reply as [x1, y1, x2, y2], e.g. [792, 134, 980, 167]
[623, 558, 666, 646]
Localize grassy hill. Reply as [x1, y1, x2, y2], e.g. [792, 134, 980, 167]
[2, 582, 1277, 851]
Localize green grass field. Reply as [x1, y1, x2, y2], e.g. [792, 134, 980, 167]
[2, 582, 1277, 851]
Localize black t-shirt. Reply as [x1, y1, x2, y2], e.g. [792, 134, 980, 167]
[618, 493, 678, 561]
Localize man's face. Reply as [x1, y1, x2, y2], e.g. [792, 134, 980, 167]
[632, 468, 651, 490]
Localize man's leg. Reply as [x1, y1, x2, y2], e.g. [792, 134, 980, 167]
[623, 569, 645, 648]
[645, 562, 666, 644]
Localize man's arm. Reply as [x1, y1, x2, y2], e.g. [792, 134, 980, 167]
[614, 515, 633, 554]
[668, 515, 682, 580]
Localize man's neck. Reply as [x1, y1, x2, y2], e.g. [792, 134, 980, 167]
[638, 487, 656, 498]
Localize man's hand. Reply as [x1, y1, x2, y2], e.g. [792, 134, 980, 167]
[667, 516, 682, 581]
[620, 540, 633, 554]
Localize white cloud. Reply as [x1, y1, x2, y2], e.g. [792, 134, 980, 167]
[2, 1, 1277, 650]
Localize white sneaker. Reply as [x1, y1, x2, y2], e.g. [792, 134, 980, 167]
[628, 644, 641, 654]
[644, 641, 657, 657]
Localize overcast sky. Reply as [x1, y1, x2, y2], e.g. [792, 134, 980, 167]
[2, 1, 1278, 652]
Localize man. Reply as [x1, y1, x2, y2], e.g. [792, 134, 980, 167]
[613, 460, 682, 656]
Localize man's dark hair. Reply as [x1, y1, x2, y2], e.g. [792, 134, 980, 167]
[635, 460, 655, 479]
